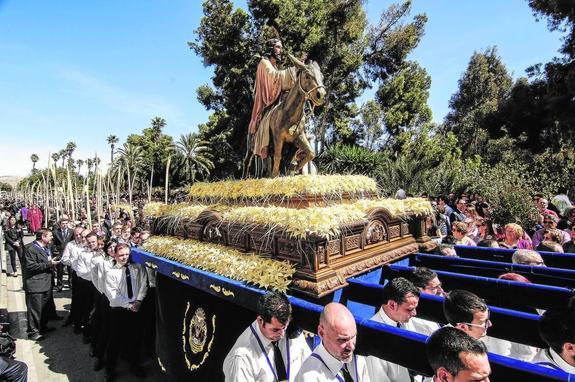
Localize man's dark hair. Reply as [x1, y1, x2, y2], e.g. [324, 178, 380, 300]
[382, 277, 420, 305]
[443, 290, 488, 325]
[410, 267, 438, 290]
[131, 226, 143, 236]
[35, 228, 50, 240]
[426, 326, 488, 376]
[257, 292, 292, 325]
[539, 307, 575, 354]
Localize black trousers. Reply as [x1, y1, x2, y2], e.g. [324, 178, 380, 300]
[105, 308, 143, 374]
[54, 263, 64, 287]
[93, 294, 111, 360]
[25, 291, 50, 334]
[75, 277, 95, 333]
[5, 250, 18, 274]
[69, 271, 79, 326]
[0, 356, 27, 382]
[140, 287, 156, 356]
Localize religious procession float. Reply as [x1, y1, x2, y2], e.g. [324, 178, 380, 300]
[130, 49, 570, 381]
[134, 174, 434, 379]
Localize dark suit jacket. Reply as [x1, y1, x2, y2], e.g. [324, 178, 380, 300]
[3, 227, 23, 252]
[51, 227, 72, 255]
[23, 241, 53, 293]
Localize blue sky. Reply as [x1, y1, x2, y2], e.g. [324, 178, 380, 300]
[0, 0, 562, 177]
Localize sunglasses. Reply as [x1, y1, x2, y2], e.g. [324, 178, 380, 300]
[543, 221, 555, 225]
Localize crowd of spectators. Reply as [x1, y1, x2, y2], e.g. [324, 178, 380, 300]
[420, 191, 575, 255]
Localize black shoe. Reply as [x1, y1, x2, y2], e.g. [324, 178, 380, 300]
[130, 365, 146, 378]
[29, 332, 44, 341]
[93, 358, 104, 371]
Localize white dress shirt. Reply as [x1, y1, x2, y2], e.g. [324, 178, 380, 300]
[61, 241, 83, 267]
[223, 320, 311, 382]
[74, 248, 102, 281]
[481, 336, 538, 362]
[532, 348, 575, 374]
[103, 262, 148, 309]
[295, 342, 370, 382]
[366, 307, 416, 382]
[90, 254, 113, 294]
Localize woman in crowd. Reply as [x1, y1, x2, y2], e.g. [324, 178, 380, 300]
[451, 221, 476, 246]
[499, 223, 533, 249]
[3, 216, 24, 276]
[473, 217, 496, 243]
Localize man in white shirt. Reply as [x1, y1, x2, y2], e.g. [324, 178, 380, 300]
[426, 326, 491, 382]
[224, 292, 311, 382]
[72, 231, 101, 343]
[61, 226, 85, 328]
[103, 243, 148, 381]
[443, 290, 537, 362]
[367, 277, 432, 382]
[295, 302, 370, 382]
[533, 306, 575, 373]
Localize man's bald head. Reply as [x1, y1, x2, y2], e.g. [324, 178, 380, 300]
[319, 303, 357, 362]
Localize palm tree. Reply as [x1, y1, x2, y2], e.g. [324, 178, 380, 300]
[51, 152, 60, 166]
[77, 159, 84, 175]
[116, 142, 146, 205]
[65, 142, 77, 159]
[58, 149, 67, 167]
[107, 135, 119, 162]
[86, 158, 94, 176]
[150, 117, 166, 140]
[30, 154, 39, 171]
[176, 133, 214, 183]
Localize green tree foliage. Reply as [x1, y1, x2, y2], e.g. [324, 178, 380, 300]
[469, 161, 539, 230]
[176, 133, 214, 183]
[444, 46, 512, 157]
[190, 0, 369, 177]
[126, 117, 174, 187]
[319, 125, 480, 197]
[0, 182, 12, 192]
[377, 61, 432, 152]
[488, 2, 575, 153]
[352, 100, 384, 150]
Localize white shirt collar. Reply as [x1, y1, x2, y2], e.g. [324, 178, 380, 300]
[252, 320, 273, 349]
[377, 306, 400, 327]
[314, 342, 344, 378]
[549, 348, 575, 373]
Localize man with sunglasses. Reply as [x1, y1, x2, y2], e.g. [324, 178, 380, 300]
[444, 290, 537, 361]
[224, 292, 310, 382]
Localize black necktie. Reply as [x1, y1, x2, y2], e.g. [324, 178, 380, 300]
[396, 321, 401, 328]
[272, 341, 287, 381]
[125, 266, 133, 299]
[340, 364, 354, 382]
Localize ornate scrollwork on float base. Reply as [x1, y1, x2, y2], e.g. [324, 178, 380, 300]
[182, 302, 216, 371]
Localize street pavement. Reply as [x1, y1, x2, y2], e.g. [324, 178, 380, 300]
[3, 236, 162, 382]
